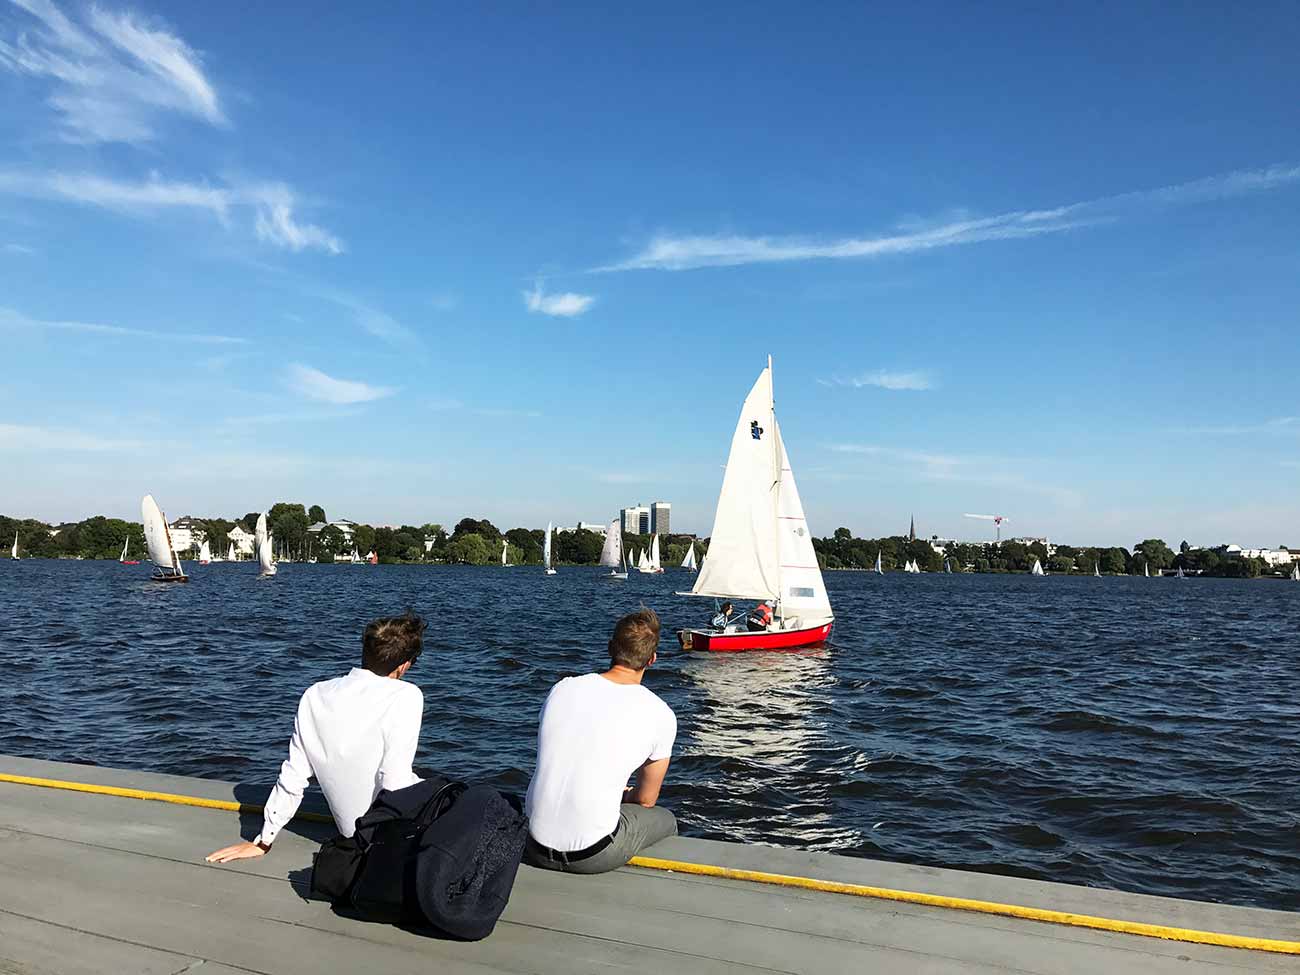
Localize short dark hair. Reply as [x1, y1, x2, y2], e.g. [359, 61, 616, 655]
[608, 608, 660, 670]
[362, 613, 426, 675]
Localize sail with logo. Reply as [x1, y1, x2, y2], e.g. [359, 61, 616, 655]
[676, 357, 833, 651]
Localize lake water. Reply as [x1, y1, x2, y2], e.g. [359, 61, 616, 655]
[1, 559, 1297, 909]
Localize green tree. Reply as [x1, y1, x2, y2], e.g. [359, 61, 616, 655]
[1133, 539, 1174, 571]
[353, 524, 376, 556]
[446, 533, 492, 564]
[453, 517, 500, 540]
[1102, 547, 1129, 575]
[318, 525, 346, 562]
[555, 528, 604, 565]
[308, 505, 327, 524]
[505, 527, 541, 564]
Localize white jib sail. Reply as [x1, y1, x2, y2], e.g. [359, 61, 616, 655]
[227, 542, 235, 561]
[121, 537, 128, 561]
[1032, 558, 1044, 576]
[772, 418, 831, 621]
[690, 365, 781, 603]
[141, 494, 179, 574]
[501, 539, 508, 566]
[543, 522, 553, 570]
[199, 540, 211, 562]
[12, 531, 18, 558]
[682, 542, 696, 569]
[650, 534, 661, 570]
[599, 520, 622, 568]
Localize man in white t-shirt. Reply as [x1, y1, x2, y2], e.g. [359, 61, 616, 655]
[524, 607, 677, 873]
[205, 613, 427, 864]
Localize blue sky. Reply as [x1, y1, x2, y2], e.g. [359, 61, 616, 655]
[1, 1, 1298, 546]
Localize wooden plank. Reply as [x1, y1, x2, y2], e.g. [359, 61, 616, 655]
[0, 908, 197, 975]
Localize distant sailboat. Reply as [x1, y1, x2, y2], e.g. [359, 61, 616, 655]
[944, 559, 953, 574]
[1094, 563, 1102, 578]
[543, 521, 557, 575]
[1291, 564, 1299, 581]
[599, 519, 627, 580]
[1175, 565, 1185, 579]
[1031, 558, 1045, 577]
[227, 541, 236, 561]
[874, 550, 883, 574]
[141, 494, 187, 583]
[904, 559, 921, 574]
[198, 540, 212, 565]
[119, 536, 139, 565]
[10, 530, 18, 560]
[501, 538, 510, 567]
[640, 534, 664, 574]
[681, 541, 698, 572]
[255, 513, 277, 577]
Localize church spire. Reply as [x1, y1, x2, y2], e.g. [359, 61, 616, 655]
[909, 514, 915, 542]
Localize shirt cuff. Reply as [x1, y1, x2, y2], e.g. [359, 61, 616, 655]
[253, 827, 275, 847]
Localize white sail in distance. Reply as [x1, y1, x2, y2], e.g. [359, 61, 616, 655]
[1031, 558, 1044, 576]
[11, 531, 18, 559]
[227, 541, 236, 561]
[501, 539, 509, 566]
[543, 522, 554, 572]
[141, 495, 181, 575]
[120, 537, 129, 561]
[681, 541, 697, 570]
[874, 551, 882, 574]
[256, 513, 276, 575]
[649, 534, 661, 571]
[199, 540, 211, 563]
[599, 520, 622, 568]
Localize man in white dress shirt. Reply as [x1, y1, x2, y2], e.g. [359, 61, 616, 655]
[523, 608, 677, 874]
[206, 613, 427, 863]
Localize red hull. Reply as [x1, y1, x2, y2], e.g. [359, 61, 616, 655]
[120, 560, 140, 565]
[677, 620, 833, 652]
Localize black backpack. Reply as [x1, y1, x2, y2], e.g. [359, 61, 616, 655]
[310, 777, 527, 941]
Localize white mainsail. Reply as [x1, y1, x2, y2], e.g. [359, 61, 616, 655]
[599, 520, 622, 568]
[1144, 562, 1149, 578]
[227, 541, 236, 561]
[199, 540, 212, 564]
[1291, 563, 1299, 581]
[501, 539, 509, 567]
[1094, 563, 1101, 577]
[141, 494, 182, 577]
[1176, 565, 1185, 579]
[688, 360, 831, 626]
[256, 513, 276, 576]
[681, 541, 697, 570]
[1031, 558, 1044, 577]
[649, 534, 662, 571]
[120, 537, 129, 562]
[543, 521, 555, 573]
[874, 550, 882, 574]
[11, 531, 18, 559]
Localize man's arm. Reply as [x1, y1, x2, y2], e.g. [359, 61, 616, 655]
[377, 687, 423, 793]
[206, 711, 313, 863]
[627, 757, 671, 807]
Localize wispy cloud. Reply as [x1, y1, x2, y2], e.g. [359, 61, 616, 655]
[312, 287, 415, 344]
[524, 280, 595, 318]
[823, 442, 1083, 507]
[0, 170, 345, 254]
[820, 370, 934, 391]
[0, 305, 246, 344]
[1170, 416, 1300, 436]
[599, 163, 1300, 272]
[286, 364, 396, 405]
[0, 0, 225, 144]
[3, 242, 36, 255]
[249, 183, 343, 255]
[0, 421, 144, 452]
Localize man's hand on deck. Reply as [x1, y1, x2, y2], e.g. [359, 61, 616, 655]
[205, 840, 270, 863]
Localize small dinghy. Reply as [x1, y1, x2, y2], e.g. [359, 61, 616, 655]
[141, 494, 187, 583]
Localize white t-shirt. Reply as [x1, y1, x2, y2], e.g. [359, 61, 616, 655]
[525, 673, 677, 851]
[255, 668, 423, 844]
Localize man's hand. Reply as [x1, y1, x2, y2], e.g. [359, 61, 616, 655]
[205, 840, 270, 863]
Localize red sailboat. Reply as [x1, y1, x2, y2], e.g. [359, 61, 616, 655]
[119, 536, 139, 565]
[677, 357, 834, 652]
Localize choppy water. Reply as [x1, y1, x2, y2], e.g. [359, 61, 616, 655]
[1, 560, 1297, 909]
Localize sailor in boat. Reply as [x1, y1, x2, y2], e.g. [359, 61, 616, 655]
[746, 602, 773, 632]
[710, 601, 736, 631]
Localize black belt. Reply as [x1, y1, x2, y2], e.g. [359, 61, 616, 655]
[527, 829, 615, 864]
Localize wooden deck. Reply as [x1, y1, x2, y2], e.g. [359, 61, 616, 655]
[0, 755, 1295, 974]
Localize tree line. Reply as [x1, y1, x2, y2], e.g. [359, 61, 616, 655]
[811, 530, 1292, 578]
[0, 508, 704, 568]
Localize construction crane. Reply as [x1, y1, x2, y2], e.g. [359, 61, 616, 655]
[963, 513, 1009, 543]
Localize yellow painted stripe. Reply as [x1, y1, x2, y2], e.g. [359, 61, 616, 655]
[627, 856, 1300, 955]
[2, 771, 1296, 955]
[0, 772, 334, 824]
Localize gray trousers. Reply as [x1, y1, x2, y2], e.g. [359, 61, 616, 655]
[524, 804, 677, 875]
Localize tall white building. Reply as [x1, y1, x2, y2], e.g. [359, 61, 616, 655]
[620, 505, 649, 536]
[650, 501, 671, 536]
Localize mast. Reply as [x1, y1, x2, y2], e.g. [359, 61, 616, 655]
[768, 354, 781, 621]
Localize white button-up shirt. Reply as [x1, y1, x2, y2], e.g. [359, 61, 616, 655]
[255, 668, 423, 845]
